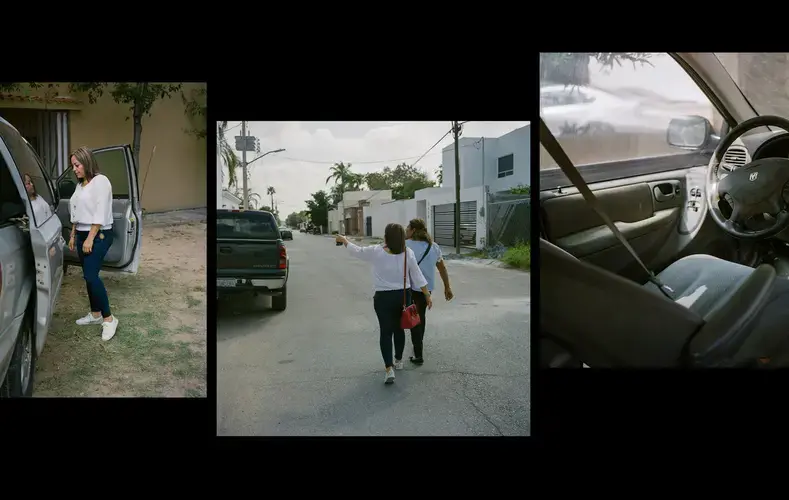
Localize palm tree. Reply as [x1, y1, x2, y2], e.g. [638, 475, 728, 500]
[218, 121, 240, 188]
[325, 162, 363, 203]
[267, 186, 276, 210]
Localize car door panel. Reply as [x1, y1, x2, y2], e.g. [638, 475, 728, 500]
[540, 168, 699, 281]
[57, 145, 142, 274]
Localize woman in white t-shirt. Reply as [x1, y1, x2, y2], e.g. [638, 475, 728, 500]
[336, 223, 432, 385]
[23, 173, 52, 226]
[68, 146, 119, 342]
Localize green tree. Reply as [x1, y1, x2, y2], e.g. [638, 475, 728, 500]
[362, 162, 435, 199]
[305, 190, 331, 229]
[325, 161, 363, 203]
[435, 166, 443, 186]
[267, 186, 276, 210]
[68, 82, 184, 169]
[285, 211, 308, 227]
[218, 121, 240, 187]
[181, 87, 207, 139]
[539, 53, 653, 88]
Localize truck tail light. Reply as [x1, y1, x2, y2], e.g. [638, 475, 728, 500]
[279, 246, 287, 269]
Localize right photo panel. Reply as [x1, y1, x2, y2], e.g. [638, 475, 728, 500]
[540, 53, 789, 368]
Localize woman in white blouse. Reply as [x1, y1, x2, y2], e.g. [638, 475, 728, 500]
[23, 173, 53, 226]
[68, 146, 119, 341]
[336, 223, 432, 385]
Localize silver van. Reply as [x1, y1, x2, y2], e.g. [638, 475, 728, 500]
[0, 117, 143, 397]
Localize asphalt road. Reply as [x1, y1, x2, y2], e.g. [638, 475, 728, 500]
[216, 231, 531, 436]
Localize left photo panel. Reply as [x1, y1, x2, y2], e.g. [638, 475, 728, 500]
[0, 82, 206, 397]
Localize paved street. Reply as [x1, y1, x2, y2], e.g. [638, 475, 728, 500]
[216, 232, 530, 436]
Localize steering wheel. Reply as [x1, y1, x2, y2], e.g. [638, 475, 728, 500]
[707, 115, 789, 239]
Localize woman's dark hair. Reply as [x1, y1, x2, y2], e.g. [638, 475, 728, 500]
[23, 173, 38, 199]
[70, 146, 101, 181]
[384, 223, 406, 254]
[408, 217, 432, 244]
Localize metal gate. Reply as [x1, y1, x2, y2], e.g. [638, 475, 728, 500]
[365, 216, 372, 237]
[433, 201, 477, 247]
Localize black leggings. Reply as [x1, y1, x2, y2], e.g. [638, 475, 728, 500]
[373, 290, 406, 368]
[410, 290, 429, 358]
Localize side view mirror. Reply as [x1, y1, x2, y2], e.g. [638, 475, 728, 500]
[667, 115, 715, 150]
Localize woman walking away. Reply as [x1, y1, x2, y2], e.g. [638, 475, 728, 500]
[23, 173, 53, 225]
[336, 223, 432, 385]
[68, 146, 119, 341]
[405, 218, 453, 365]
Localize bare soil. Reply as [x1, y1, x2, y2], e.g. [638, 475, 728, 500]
[34, 219, 207, 397]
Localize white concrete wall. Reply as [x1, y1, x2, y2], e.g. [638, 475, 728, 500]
[328, 207, 342, 233]
[221, 190, 242, 209]
[366, 186, 487, 249]
[343, 190, 392, 204]
[441, 124, 530, 193]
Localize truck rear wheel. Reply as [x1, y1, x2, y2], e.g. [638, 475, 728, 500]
[271, 287, 287, 311]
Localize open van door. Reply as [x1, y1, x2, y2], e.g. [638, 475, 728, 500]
[56, 144, 142, 274]
[0, 118, 65, 354]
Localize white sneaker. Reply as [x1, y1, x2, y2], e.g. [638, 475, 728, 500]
[101, 316, 119, 341]
[384, 368, 395, 384]
[76, 313, 103, 326]
[393, 359, 404, 370]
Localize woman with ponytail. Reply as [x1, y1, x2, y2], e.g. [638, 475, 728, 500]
[405, 218, 454, 365]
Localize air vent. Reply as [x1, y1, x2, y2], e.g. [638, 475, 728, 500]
[723, 146, 749, 167]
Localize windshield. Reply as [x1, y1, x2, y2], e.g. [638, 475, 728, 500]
[715, 53, 789, 118]
[217, 211, 279, 239]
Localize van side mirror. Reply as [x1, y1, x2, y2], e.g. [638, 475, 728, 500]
[667, 115, 715, 150]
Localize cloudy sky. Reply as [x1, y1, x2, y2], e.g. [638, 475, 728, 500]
[219, 121, 529, 217]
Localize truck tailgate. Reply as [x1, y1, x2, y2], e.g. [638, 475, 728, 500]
[217, 238, 284, 277]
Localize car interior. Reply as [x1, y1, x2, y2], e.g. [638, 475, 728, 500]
[539, 74, 789, 368]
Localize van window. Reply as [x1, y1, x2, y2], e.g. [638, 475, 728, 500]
[0, 155, 26, 225]
[0, 121, 56, 227]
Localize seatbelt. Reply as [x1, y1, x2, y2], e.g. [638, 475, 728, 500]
[539, 118, 674, 300]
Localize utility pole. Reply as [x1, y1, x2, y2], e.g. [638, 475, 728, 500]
[241, 121, 248, 210]
[452, 121, 462, 255]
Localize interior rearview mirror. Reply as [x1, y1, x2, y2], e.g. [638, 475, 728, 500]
[667, 115, 713, 150]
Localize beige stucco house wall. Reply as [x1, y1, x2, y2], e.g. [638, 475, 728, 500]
[0, 82, 206, 213]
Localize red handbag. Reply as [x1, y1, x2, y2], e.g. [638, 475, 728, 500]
[401, 248, 421, 330]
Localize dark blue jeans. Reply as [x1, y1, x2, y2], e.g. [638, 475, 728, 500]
[76, 229, 114, 318]
[373, 290, 407, 368]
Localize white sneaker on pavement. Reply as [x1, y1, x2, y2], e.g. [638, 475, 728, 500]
[76, 313, 103, 326]
[101, 316, 119, 341]
[384, 368, 395, 384]
[394, 359, 404, 370]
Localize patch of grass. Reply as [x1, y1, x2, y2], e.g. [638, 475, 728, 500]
[34, 266, 206, 397]
[501, 241, 531, 270]
[468, 249, 487, 258]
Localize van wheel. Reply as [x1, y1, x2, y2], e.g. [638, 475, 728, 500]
[271, 287, 287, 311]
[1, 310, 35, 397]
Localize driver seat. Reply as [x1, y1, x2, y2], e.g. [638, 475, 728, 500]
[540, 238, 789, 367]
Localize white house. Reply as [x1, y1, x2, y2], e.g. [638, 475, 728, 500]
[440, 124, 530, 193]
[362, 124, 530, 250]
[220, 189, 242, 210]
[328, 190, 393, 234]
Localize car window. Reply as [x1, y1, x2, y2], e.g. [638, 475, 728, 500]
[59, 147, 130, 199]
[0, 121, 56, 227]
[0, 154, 26, 224]
[540, 52, 724, 181]
[217, 211, 279, 239]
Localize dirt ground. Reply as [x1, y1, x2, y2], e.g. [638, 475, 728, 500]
[34, 216, 207, 397]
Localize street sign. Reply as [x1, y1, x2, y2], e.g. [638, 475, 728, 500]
[234, 135, 257, 152]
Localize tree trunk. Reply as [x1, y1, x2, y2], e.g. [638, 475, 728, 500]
[132, 82, 146, 170]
